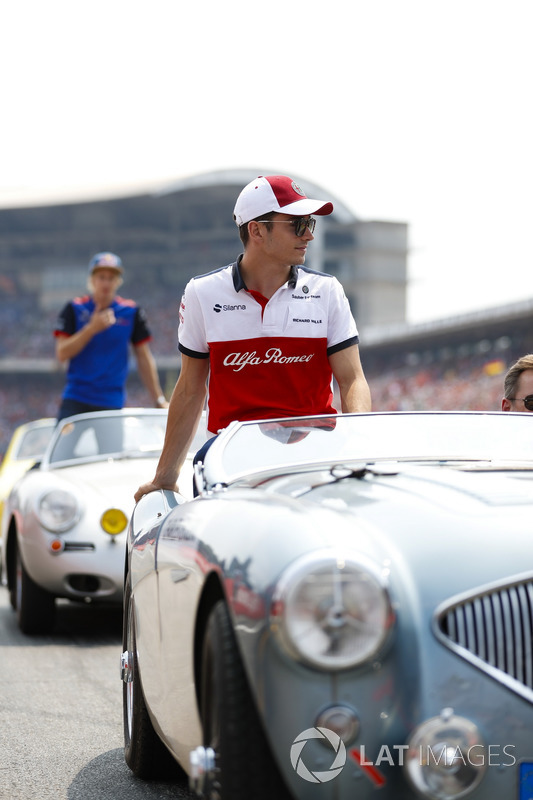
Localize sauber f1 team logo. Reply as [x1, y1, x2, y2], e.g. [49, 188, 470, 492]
[213, 303, 247, 313]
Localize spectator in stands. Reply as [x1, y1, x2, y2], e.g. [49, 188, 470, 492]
[501, 354, 533, 412]
[135, 174, 371, 501]
[54, 252, 168, 421]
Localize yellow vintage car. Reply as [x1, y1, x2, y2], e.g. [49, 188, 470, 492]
[0, 418, 56, 541]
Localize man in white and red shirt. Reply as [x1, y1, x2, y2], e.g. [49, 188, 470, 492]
[135, 175, 371, 500]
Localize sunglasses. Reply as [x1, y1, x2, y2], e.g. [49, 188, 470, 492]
[508, 395, 533, 410]
[257, 217, 316, 237]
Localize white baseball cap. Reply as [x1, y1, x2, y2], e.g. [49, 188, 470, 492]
[233, 175, 334, 226]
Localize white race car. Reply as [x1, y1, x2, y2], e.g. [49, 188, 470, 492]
[1, 408, 206, 635]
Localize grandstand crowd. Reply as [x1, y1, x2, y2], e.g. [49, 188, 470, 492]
[0, 280, 525, 456]
[0, 282, 181, 360]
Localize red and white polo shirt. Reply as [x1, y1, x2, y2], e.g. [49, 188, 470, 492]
[178, 258, 359, 433]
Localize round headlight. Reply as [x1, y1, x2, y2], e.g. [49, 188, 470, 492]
[271, 552, 392, 670]
[37, 490, 79, 532]
[404, 709, 487, 799]
[100, 508, 128, 535]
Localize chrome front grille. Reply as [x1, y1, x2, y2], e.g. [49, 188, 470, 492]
[64, 542, 95, 552]
[436, 576, 533, 702]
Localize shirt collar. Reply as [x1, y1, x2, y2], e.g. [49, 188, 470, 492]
[232, 256, 299, 292]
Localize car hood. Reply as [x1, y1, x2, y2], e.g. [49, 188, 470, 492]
[322, 463, 533, 511]
[46, 457, 160, 507]
[290, 464, 533, 596]
[223, 463, 533, 606]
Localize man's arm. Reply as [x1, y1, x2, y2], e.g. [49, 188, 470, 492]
[134, 354, 209, 501]
[329, 344, 372, 412]
[133, 342, 168, 407]
[55, 307, 116, 362]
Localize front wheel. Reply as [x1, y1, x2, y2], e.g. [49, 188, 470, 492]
[15, 545, 55, 635]
[122, 577, 182, 780]
[200, 600, 292, 800]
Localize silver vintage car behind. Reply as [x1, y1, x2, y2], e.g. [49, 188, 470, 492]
[122, 411, 533, 800]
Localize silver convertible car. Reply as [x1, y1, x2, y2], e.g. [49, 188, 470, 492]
[122, 411, 533, 800]
[1, 409, 204, 635]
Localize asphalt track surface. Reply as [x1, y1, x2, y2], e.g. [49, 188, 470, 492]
[0, 588, 195, 800]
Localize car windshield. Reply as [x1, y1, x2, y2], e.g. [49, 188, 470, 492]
[205, 412, 533, 486]
[16, 423, 56, 459]
[47, 412, 168, 465]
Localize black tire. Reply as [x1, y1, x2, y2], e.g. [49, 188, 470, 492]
[201, 600, 292, 800]
[122, 578, 183, 780]
[15, 545, 56, 635]
[9, 560, 17, 610]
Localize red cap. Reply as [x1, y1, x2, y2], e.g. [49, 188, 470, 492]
[233, 175, 333, 226]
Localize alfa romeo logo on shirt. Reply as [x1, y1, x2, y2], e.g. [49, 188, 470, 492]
[223, 348, 314, 372]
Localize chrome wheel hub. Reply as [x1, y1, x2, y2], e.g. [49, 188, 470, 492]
[189, 745, 217, 796]
[120, 650, 133, 683]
